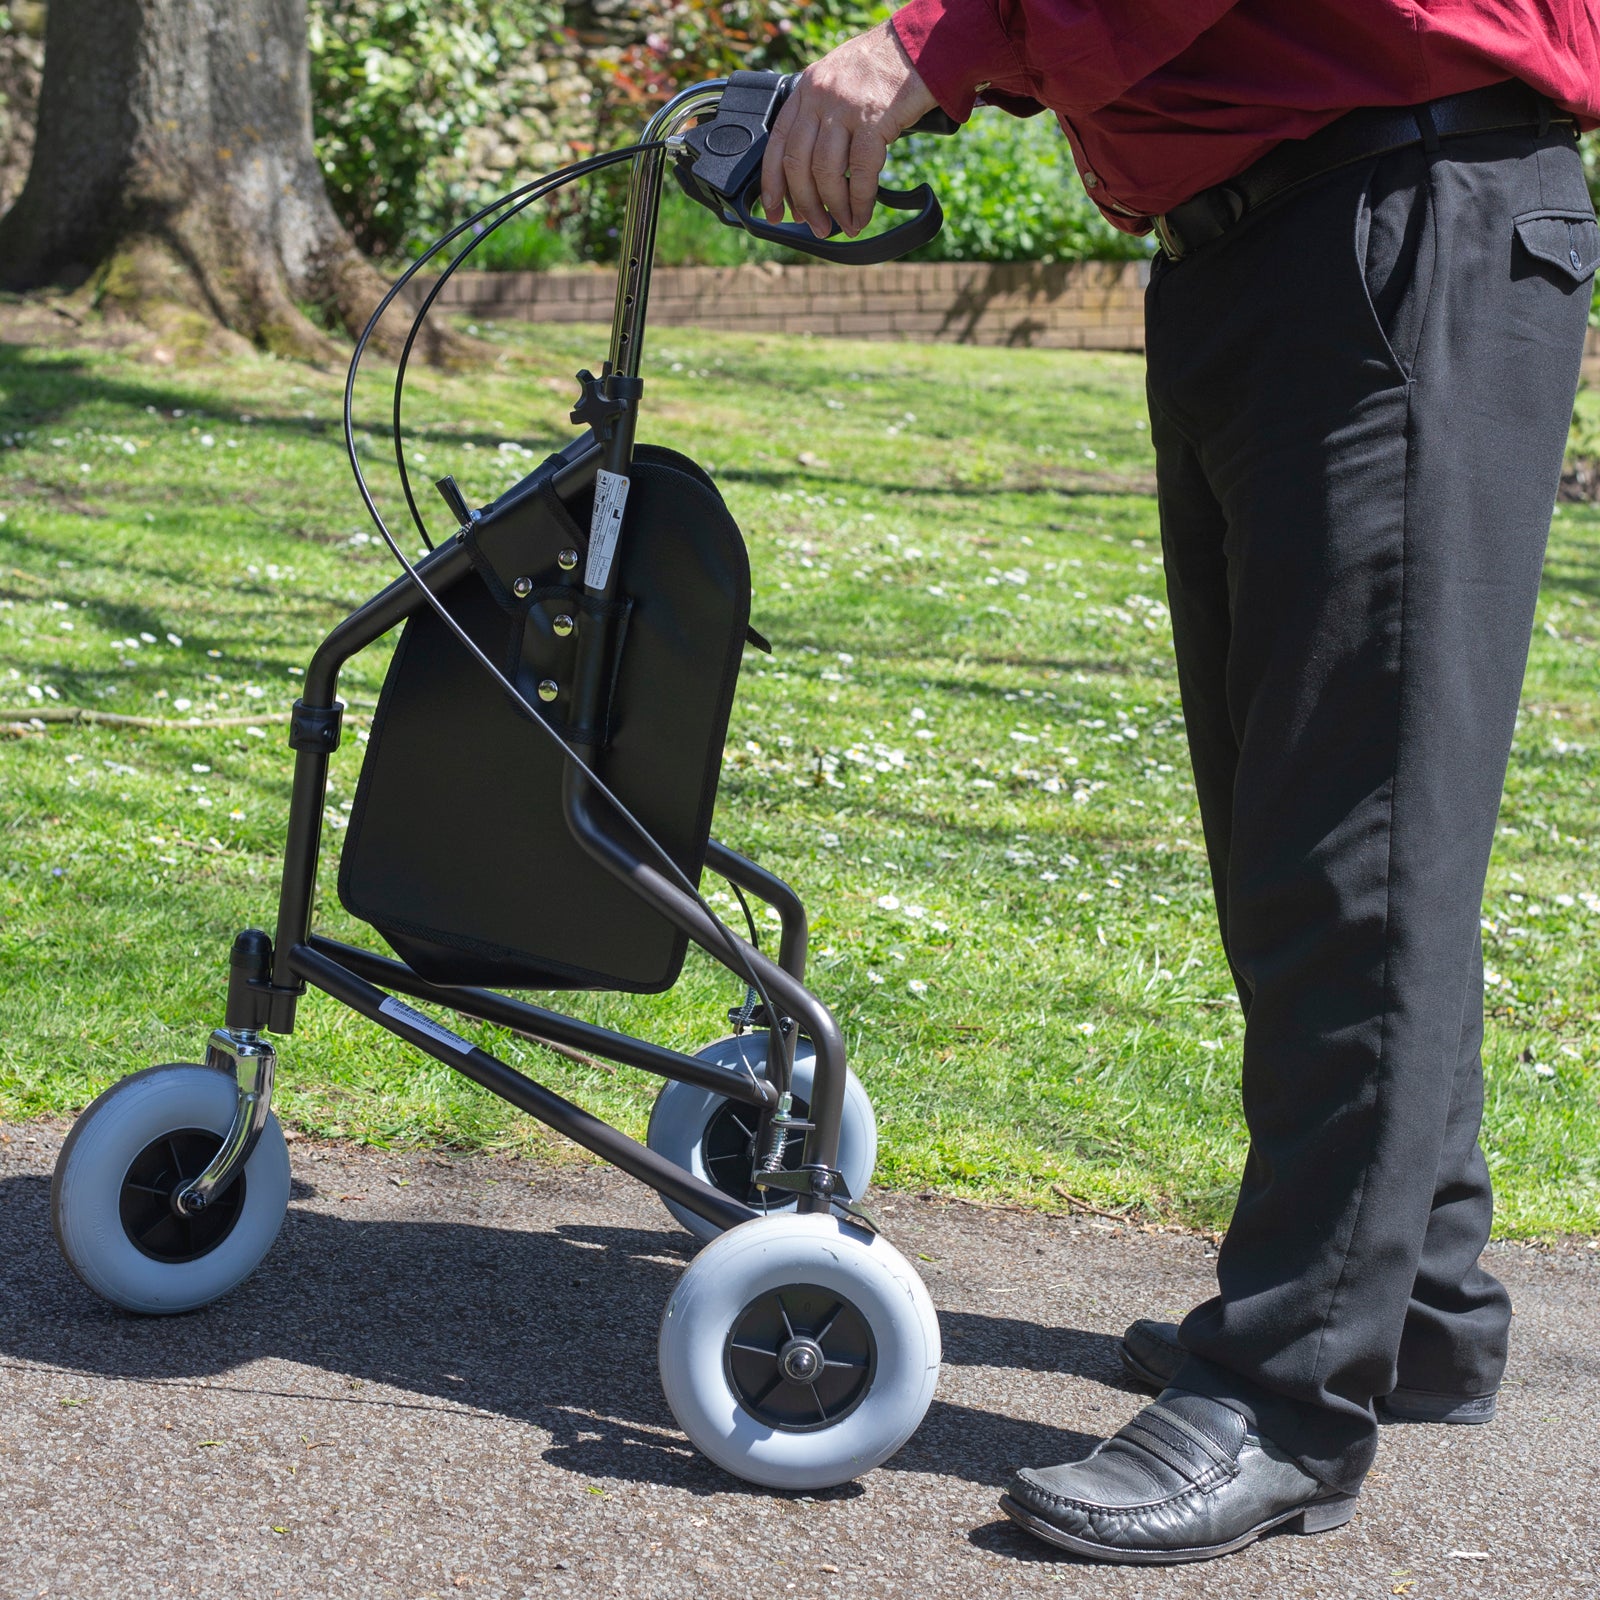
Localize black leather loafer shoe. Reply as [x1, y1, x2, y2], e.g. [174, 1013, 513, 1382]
[1000, 1391, 1358, 1564]
[1119, 1319, 1499, 1424]
[1380, 1386, 1498, 1424]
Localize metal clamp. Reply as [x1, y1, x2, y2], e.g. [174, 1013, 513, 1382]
[288, 700, 344, 753]
[175, 1028, 278, 1215]
[753, 1164, 882, 1233]
[753, 1164, 845, 1200]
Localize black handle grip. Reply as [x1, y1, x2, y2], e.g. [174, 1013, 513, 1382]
[729, 179, 943, 264]
[907, 105, 961, 136]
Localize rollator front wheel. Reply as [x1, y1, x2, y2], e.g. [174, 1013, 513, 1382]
[646, 1036, 877, 1242]
[659, 1213, 940, 1490]
[52, 1063, 291, 1314]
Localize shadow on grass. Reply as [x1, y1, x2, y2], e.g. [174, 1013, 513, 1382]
[1540, 543, 1600, 607]
[0, 340, 574, 485]
[0, 1171, 1105, 1493]
[712, 462, 1159, 503]
[760, 641, 1166, 685]
[0, 511, 398, 647]
[0, 341, 1159, 516]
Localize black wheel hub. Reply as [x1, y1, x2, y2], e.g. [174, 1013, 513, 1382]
[702, 1094, 810, 1206]
[725, 1283, 876, 1431]
[119, 1129, 246, 1263]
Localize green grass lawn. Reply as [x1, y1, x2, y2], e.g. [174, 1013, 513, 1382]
[3, 319, 1598, 1237]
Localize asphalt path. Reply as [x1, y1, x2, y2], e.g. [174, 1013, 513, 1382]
[2, 1122, 1596, 1598]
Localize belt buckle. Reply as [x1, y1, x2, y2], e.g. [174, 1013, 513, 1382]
[1153, 212, 1185, 261]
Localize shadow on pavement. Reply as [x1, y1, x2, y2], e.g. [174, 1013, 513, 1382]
[0, 1172, 1103, 1493]
[940, 1308, 1127, 1377]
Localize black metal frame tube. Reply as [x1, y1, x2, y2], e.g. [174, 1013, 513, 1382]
[267, 738, 333, 1019]
[567, 385, 640, 767]
[705, 841, 809, 981]
[269, 537, 480, 1015]
[307, 934, 774, 1106]
[305, 537, 473, 707]
[560, 770, 847, 1198]
[608, 82, 729, 378]
[288, 942, 758, 1234]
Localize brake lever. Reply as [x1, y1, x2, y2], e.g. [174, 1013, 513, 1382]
[672, 69, 949, 266]
[724, 178, 943, 265]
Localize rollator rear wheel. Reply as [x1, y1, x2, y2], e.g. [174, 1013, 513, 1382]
[52, 1063, 291, 1314]
[646, 1036, 877, 1242]
[658, 1213, 941, 1489]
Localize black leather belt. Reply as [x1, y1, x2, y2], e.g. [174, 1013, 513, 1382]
[1153, 80, 1577, 260]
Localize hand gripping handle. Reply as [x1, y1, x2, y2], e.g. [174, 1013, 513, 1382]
[672, 69, 951, 265]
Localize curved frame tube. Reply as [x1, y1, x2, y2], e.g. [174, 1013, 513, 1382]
[561, 768, 848, 1193]
[608, 81, 730, 378]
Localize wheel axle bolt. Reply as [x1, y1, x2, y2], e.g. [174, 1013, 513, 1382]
[778, 1336, 825, 1384]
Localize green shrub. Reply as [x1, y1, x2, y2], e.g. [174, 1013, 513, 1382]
[308, 0, 574, 258]
[457, 209, 578, 273]
[785, 0, 890, 55]
[887, 109, 1149, 264]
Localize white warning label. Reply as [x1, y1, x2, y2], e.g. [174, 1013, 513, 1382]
[379, 996, 475, 1057]
[585, 469, 631, 589]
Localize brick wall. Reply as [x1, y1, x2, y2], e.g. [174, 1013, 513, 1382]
[428, 259, 1152, 352]
[429, 259, 1600, 378]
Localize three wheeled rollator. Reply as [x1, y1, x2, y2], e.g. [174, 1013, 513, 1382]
[51, 75, 959, 1489]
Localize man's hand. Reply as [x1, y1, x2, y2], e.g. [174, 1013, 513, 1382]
[761, 21, 940, 239]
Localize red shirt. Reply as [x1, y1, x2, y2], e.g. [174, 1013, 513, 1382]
[891, 0, 1600, 230]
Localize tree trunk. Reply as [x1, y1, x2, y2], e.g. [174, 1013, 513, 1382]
[0, 0, 444, 361]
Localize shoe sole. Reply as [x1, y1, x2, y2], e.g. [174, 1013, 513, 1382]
[999, 1490, 1359, 1565]
[1382, 1389, 1497, 1424]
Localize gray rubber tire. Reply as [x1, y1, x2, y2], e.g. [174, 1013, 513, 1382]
[658, 1212, 941, 1490]
[645, 1036, 877, 1242]
[51, 1063, 291, 1315]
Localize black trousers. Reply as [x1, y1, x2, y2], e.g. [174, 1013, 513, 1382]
[1144, 117, 1595, 1494]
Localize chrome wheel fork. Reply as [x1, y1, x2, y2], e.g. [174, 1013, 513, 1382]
[173, 1028, 277, 1215]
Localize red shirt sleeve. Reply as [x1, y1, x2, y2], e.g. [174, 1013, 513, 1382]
[892, 0, 1243, 122]
[891, 0, 1034, 120]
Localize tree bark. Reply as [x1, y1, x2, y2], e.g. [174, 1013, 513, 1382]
[0, 0, 443, 360]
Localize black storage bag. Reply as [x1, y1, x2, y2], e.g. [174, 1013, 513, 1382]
[338, 445, 750, 991]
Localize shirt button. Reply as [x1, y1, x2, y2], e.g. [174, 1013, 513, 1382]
[1571, 245, 1584, 270]
[1082, 170, 1100, 188]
